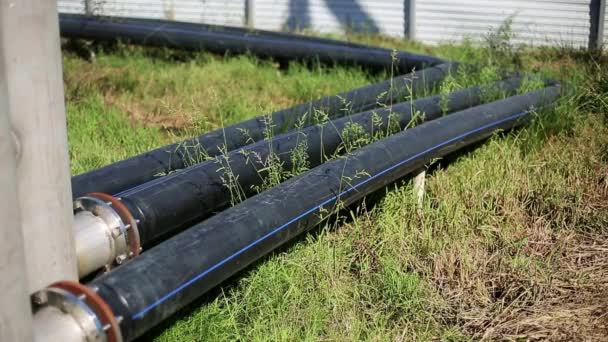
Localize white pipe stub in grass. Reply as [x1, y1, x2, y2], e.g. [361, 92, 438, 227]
[413, 168, 426, 209]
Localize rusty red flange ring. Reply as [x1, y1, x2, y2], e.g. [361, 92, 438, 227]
[51, 281, 122, 342]
[88, 192, 141, 258]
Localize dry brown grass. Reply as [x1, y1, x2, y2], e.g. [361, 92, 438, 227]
[422, 118, 608, 341]
[479, 231, 608, 341]
[104, 93, 195, 132]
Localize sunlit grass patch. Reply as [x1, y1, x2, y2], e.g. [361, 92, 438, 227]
[62, 26, 608, 341]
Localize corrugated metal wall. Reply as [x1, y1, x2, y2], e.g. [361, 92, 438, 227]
[415, 0, 592, 47]
[57, 1, 404, 37]
[57, 0, 86, 13]
[253, 0, 405, 37]
[57, 0, 608, 48]
[58, 0, 245, 26]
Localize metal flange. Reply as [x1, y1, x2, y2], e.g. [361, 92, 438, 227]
[73, 193, 140, 278]
[87, 192, 141, 260]
[32, 281, 122, 342]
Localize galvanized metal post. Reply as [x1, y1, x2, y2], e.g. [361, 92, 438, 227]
[245, 0, 255, 28]
[0, 0, 78, 293]
[405, 0, 416, 40]
[590, 0, 606, 49]
[0, 58, 33, 342]
[84, 0, 94, 15]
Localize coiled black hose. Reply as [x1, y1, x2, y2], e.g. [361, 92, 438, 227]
[59, 14, 443, 73]
[89, 85, 560, 341]
[71, 64, 454, 197]
[117, 77, 525, 247]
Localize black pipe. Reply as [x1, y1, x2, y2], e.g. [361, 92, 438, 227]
[73, 15, 377, 51]
[59, 14, 443, 72]
[89, 85, 560, 341]
[72, 63, 454, 198]
[117, 77, 525, 247]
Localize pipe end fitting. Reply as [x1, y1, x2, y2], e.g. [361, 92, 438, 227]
[74, 193, 140, 278]
[32, 281, 123, 342]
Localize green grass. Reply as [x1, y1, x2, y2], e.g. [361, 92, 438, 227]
[64, 47, 378, 174]
[63, 31, 608, 341]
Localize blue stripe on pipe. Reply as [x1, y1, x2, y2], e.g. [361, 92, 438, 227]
[132, 109, 530, 320]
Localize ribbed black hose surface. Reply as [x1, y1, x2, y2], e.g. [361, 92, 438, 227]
[72, 64, 454, 198]
[118, 77, 525, 247]
[59, 14, 443, 72]
[89, 85, 560, 341]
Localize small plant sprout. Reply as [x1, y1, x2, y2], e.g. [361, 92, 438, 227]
[236, 127, 256, 145]
[312, 108, 330, 125]
[439, 74, 461, 115]
[340, 122, 370, 153]
[336, 94, 354, 117]
[215, 144, 246, 206]
[518, 75, 546, 94]
[370, 110, 384, 141]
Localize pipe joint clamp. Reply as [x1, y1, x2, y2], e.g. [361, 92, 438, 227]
[74, 193, 140, 277]
[32, 281, 122, 342]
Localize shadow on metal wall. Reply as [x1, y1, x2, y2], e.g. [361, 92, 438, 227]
[284, 0, 380, 33]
